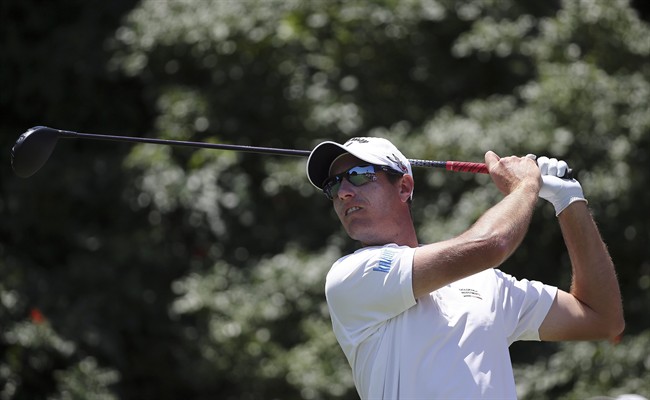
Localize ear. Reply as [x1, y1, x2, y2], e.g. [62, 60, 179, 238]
[399, 174, 414, 203]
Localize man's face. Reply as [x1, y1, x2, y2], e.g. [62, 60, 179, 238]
[328, 154, 410, 246]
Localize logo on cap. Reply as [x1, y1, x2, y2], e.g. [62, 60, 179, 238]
[388, 154, 408, 174]
[344, 138, 369, 146]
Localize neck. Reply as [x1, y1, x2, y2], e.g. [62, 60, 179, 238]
[361, 222, 418, 248]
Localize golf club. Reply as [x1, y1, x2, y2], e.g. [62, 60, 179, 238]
[10, 126, 570, 179]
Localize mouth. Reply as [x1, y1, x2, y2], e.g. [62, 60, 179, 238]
[345, 206, 362, 216]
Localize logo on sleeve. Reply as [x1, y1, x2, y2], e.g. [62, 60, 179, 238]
[373, 248, 397, 273]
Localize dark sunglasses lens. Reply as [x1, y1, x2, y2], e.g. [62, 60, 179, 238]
[323, 165, 377, 199]
[323, 179, 341, 200]
[348, 173, 371, 186]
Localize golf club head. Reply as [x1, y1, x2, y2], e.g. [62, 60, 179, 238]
[11, 126, 60, 178]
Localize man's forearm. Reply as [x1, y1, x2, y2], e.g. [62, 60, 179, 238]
[558, 202, 625, 337]
[468, 181, 539, 262]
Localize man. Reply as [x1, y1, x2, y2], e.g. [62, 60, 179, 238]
[306, 137, 624, 399]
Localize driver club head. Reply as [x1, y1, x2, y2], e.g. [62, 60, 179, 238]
[11, 126, 61, 178]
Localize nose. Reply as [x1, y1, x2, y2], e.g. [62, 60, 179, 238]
[336, 177, 356, 200]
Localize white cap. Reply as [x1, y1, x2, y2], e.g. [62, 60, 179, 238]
[306, 137, 413, 194]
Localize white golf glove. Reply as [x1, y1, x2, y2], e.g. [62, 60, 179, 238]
[532, 155, 587, 216]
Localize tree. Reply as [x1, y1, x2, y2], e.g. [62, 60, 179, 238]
[1, 0, 648, 398]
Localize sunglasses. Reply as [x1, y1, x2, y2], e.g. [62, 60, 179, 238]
[322, 164, 403, 200]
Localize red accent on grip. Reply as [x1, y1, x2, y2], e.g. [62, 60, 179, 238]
[445, 161, 489, 174]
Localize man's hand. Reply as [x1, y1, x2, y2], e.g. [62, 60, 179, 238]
[535, 156, 587, 216]
[485, 151, 541, 196]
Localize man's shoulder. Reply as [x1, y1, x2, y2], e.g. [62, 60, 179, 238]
[326, 244, 415, 286]
[334, 244, 413, 267]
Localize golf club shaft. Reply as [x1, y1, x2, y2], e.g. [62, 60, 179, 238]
[57, 128, 312, 157]
[54, 128, 490, 174]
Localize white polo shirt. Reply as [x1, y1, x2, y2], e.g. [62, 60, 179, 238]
[325, 244, 557, 399]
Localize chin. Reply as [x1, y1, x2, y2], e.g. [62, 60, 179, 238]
[348, 230, 380, 246]
[345, 228, 367, 243]
[344, 221, 384, 245]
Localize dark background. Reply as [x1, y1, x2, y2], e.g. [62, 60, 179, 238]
[1, 1, 649, 399]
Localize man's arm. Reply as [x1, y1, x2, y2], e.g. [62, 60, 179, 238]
[412, 151, 541, 299]
[532, 156, 624, 341]
[539, 201, 625, 341]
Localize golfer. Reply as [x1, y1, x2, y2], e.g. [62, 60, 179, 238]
[306, 137, 624, 399]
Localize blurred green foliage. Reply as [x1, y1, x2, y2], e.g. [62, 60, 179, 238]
[1, 0, 649, 398]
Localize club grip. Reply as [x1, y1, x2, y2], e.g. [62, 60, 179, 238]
[446, 161, 573, 179]
[409, 159, 573, 179]
[445, 161, 488, 174]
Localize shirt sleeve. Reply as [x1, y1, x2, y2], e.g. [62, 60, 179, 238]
[325, 245, 417, 346]
[494, 269, 558, 344]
